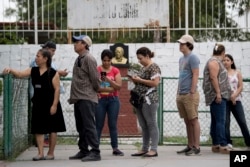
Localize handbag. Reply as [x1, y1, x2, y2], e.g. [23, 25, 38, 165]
[129, 91, 143, 109]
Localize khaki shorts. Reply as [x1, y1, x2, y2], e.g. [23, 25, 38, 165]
[176, 92, 200, 120]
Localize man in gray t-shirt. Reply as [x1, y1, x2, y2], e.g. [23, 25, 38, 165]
[176, 34, 201, 156]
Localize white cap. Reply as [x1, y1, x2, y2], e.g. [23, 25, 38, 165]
[177, 34, 194, 45]
[72, 35, 92, 47]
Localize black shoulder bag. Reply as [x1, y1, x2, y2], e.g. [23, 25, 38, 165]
[129, 91, 143, 109]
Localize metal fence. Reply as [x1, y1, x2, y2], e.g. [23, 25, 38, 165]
[0, 75, 29, 159]
[158, 77, 250, 144]
[0, 0, 249, 44]
[1, 75, 250, 159]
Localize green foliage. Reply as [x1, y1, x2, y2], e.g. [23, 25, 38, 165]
[3, 0, 250, 43]
[0, 26, 27, 44]
[169, 0, 250, 42]
[163, 136, 246, 147]
[129, 63, 142, 71]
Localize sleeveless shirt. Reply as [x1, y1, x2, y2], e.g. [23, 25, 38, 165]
[203, 57, 231, 105]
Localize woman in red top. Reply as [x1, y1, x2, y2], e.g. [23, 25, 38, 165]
[96, 49, 124, 156]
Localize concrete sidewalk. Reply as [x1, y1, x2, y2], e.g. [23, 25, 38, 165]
[1, 145, 229, 167]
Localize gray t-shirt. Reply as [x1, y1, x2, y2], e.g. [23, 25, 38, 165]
[178, 52, 200, 94]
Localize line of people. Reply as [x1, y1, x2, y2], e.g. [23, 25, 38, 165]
[2, 35, 162, 161]
[176, 35, 250, 156]
[2, 34, 250, 161]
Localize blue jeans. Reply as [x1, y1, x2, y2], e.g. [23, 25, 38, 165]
[95, 96, 120, 149]
[210, 98, 227, 146]
[225, 101, 250, 146]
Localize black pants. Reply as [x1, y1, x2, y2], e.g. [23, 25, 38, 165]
[74, 100, 100, 154]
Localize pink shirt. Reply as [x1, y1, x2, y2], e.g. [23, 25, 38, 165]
[97, 66, 120, 97]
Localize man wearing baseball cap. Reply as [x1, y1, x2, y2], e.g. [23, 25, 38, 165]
[176, 34, 201, 156]
[68, 35, 101, 162]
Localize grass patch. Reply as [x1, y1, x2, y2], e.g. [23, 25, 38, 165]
[163, 136, 247, 147]
[57, 137, 78, 145]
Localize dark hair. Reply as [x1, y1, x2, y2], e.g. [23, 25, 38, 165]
[38, 49, 52, 68]
[41, 41, 56, 49]
[213, 43, 225, 56]
[225, 54, 236, 70]
[186, 43, 194, 50]
[136, 47, 154, 58]
[82, 41, 90, 50]
[101, 49, 113, 60]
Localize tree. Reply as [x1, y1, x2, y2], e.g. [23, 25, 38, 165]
[228, 0, 250, 32]
[3, 0, 250, 43]
[169, 0, 249, 42]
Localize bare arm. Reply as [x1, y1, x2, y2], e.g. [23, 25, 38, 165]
[106, 73, 122, 90]
[131, 75, 160, 87]
[208, 60, 222, 102]
[57, 69, 68, 77]
[50, 72, 60, 115]
[231, 70, 243, 104]
[235, 71, 243, 96]
[3, 67, 31, 78]
[190, 68, 199, 93]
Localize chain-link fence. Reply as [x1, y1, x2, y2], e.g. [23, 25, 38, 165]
[1, 75, 250, 159]
[0, 75, 29, 159]
[159, 77, 250, 144]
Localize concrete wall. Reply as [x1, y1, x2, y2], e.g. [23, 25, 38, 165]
[1, 42, 250, 138]
[0, 42, 250, 78]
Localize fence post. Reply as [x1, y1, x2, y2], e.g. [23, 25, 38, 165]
[157, 78, 164, 145]
[3, 74, 13, 158]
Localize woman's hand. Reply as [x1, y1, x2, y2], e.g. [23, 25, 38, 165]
[215, 93, 222, 104]
[131, 76, 142, 83]
[2, 68, 12, 74]
[50, 105, 57, 115]
[231, 93, 237, 105]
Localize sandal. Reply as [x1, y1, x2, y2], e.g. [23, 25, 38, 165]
[32, 155, 45, 161]
[131, 151, 148, 156]
[45, 155, 55, 160]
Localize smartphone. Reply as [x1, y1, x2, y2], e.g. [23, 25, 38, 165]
[101, 72, 106, 81]
[101, 72, 106, 77]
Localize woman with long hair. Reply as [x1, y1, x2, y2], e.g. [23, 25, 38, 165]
[223, 54, 250, 150]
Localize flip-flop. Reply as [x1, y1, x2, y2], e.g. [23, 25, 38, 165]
[32, 155, 45, 161]
[45, 155, 55, 160]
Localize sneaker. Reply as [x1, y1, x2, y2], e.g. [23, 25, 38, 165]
[81, 152, 101, 162]
[185, 147, 201, 156]
[227, 144, 233, 149]
[69, 151, 88, 160]
[211, 145, 220, 153]
[113, 149, 124, 156]
[177, 146, 192, 154]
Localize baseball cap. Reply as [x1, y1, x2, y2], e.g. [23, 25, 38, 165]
[40, 41, 56, 49]
[177, 34, 194, 45]
[72, 35, 92, 47]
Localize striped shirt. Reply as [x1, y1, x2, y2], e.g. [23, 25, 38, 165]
[69, 50, 100, 104]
